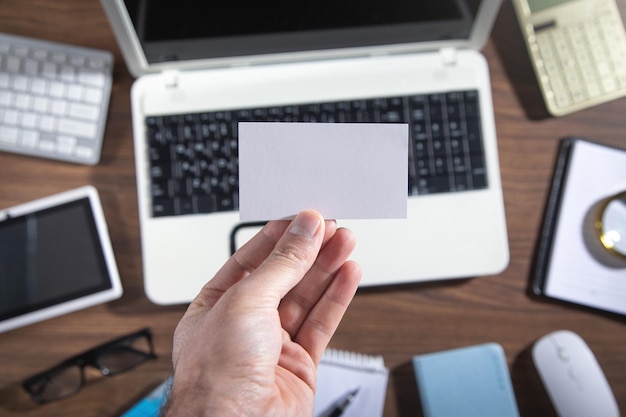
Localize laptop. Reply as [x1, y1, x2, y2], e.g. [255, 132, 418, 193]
[101, 0, 509, 305]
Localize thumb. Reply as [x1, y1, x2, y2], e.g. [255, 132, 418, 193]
[240, 210, 325, 304]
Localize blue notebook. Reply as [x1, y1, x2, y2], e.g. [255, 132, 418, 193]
[412, 343, 520, 417]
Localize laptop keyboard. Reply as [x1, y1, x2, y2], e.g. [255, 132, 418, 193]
[0, 33, 113, 165]
[146, 90, 487, 217]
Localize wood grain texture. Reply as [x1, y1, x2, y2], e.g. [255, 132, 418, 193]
[0, 1, 624, 416]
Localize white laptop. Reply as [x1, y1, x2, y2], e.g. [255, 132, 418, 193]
[101, 0, 509, 305]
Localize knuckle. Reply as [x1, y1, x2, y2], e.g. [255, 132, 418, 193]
[270, 239, 314, 272]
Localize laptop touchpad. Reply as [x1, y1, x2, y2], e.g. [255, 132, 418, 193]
[229, 222, 267, 255]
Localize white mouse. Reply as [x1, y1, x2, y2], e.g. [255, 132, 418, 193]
[532, 330, 620, 417]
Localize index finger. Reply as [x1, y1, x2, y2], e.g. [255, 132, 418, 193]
[189, 216, 337, 311]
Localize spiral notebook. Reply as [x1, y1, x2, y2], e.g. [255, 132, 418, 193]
[314, 349, 389, 417]
[532, 137, 626, 316]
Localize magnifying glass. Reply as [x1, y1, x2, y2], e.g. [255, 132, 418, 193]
[596, 191, 626, 259]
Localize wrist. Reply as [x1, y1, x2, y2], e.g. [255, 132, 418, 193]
[161, 375, 243, 417]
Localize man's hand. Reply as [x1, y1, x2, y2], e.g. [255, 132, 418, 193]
[165, 210, 361, 417]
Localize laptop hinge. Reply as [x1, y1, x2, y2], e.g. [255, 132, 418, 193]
[440, 47, 457, 66]
[162, 70, 180, 89]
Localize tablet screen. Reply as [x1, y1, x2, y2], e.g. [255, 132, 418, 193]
[0, 198, 112, 321]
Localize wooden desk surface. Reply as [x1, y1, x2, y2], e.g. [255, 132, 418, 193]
[0, 1, 625, 416]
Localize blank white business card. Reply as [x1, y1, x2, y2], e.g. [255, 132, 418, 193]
[238, 122, 408, 221]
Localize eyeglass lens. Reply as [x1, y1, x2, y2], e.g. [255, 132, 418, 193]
[29, 366, 83, 403]
[97, 334, 153, 375]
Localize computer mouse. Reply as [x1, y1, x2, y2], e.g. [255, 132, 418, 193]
[532, 330, 620, 417]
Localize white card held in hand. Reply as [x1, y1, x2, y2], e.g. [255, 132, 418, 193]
[238, 122, 408, 221]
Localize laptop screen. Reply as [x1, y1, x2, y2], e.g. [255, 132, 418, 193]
[123, 0, 482, 64]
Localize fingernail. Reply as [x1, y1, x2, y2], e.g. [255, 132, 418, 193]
[289, 211, 321, 238]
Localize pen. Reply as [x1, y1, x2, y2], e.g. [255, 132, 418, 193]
[325, 388, 360, 417]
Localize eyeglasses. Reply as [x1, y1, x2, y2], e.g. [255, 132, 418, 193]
[23, 328, 157, 404]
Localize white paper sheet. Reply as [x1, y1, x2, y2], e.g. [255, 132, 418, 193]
[238, 122, 408, 221]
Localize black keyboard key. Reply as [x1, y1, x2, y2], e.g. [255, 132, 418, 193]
[428, 94, 444, 120]
[447, 119, 463, 139]
[450, 137, 464, 157]
[466, 120, 483, 154]
[433, 157, 449, 176]
[464, 92, 480, 119]
[454, 174, 469, 191]
[473, 173, 487, 189]
[151, 180, 168, 198]
[432, 138, 447, 158]
[178, 197, 195, 215]
[413, 121, 428, 141]
[197, 195, 217, 213]
[152, 198, 175, 217]
[150, 162, 163, 177]
[380, 109, 402, 123]
[217, 195, 236, 211]
[417, 176, 452, 194]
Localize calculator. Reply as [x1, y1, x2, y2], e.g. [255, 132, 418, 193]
[512, 0, 626, 116]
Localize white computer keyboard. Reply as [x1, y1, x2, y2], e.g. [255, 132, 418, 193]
[0, 33, 113, 165]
